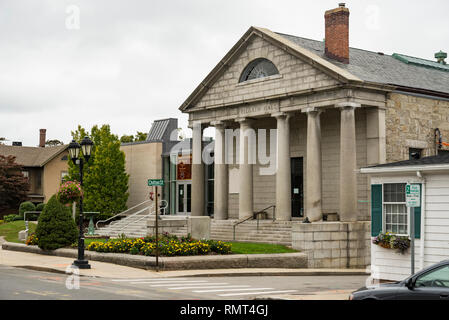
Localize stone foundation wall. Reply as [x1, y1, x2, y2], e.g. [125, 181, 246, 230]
[147, 218, 187, 236]
[292, 221, 370, 268]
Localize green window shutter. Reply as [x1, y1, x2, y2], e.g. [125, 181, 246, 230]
[414, 184, 422, 239]
[371, 184, 383, 237]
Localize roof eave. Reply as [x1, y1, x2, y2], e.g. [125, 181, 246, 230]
[39, 145, 69, 167]
[360, 164, 449, 175]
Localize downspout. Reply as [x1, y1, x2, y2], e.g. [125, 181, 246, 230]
[416, 170, 426, 271]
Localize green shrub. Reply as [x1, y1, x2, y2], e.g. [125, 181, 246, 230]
[36, 203, 46, 211]
[4, 214, 19, 222]
[19, 201, 35, 218]
[12, 215, 24, 221]
[35, 195, 78, 250]
[0, 220, 3, 225]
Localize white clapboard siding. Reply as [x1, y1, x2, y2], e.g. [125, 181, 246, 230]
[372, 173, 449, 281]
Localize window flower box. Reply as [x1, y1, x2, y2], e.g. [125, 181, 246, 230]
[372, 232, 411, 254]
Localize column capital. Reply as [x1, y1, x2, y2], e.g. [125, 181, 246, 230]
[236, 117, 255, 125]
[210, 120, 228, 128]
[336, 102, 361, 110]
[301, 107, 323, 115]
[188, 121, 209, 130]
[271, 112, 291, 120]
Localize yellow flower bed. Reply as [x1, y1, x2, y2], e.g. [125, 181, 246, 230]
[86, 235, 232, 257]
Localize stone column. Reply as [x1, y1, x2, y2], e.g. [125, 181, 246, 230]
[337, 103, 360, 222]
[191, 122, 205, 216]
[273, 112, 291, 221]
[303, 107, 323, 222]
[237, 118, 254, 219]
[211, 121, 228, 220]
[366, 107, 386, 166]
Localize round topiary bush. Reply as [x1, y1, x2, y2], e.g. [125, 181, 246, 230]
[36, 203, 45, 211]
[19, 201, 35, 218]
[35, 195, 78, 250]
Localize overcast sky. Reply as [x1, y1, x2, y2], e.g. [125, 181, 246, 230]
[1, 0, 448, 146]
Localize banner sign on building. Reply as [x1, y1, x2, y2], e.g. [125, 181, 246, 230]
[177, 155, 192, 180]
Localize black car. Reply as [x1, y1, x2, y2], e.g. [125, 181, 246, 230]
[350, 260, 449, 300]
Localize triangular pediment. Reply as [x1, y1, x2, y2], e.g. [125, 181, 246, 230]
[179, 26, 362, 112]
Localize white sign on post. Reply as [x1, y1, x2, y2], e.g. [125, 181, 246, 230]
[406, 184, 420, 208]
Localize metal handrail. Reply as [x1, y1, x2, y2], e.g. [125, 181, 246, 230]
[95, 199, 152, 229]
[23, 211, 41, 234]
[232, 205, 276, 240]
[116, 200, 168, 236]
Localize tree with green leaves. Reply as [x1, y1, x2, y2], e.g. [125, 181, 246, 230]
[120, 134, 134, 143]
[68, 124, 129, 220]
[45, 139, 64, 146]
[119, 131, 147, 143]
[135, 131, 147, 141]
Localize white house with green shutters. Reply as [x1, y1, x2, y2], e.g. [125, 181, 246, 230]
[361, 153, 449, 281]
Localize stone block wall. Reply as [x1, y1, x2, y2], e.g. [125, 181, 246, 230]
[194, 35, 339, 110]
[386, 92, 449, 162]
[292, 221, 371, 268]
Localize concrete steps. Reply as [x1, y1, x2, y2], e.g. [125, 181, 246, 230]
[170, 219, 293, 246]
[97, 213, 293, 246]
[96, 214, 151, 238]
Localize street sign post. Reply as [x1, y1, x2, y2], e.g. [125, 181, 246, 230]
[148, 179, 164, 271]
[406, 183, 421, 275]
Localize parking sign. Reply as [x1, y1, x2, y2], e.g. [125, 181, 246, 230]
[406, 184, 420, 207]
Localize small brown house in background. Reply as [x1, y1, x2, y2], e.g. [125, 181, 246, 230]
[0, 130, 69, 204]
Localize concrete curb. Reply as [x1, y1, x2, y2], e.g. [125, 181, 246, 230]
[1, 242, 309, 271]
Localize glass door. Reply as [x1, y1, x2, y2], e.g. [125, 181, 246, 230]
[291, 157, 304, 217]
[176, 181, 191, 215]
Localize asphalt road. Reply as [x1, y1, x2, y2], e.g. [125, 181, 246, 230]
[0, 265, 368, 300]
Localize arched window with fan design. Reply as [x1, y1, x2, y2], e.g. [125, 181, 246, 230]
[239, 58, 279, 83]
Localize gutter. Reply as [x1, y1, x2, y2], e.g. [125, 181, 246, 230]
[360, 164, 449, 174]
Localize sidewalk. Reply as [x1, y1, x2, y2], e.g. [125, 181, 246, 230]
[0, 237, 366, 300]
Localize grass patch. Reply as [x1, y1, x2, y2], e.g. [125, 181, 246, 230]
[84, 237, 110, 246]
[82, 238, 296, 255]
[229, 242, 297, 254]
[0, 221, 37, 243]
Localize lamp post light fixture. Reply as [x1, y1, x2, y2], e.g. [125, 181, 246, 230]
[68, 136, 94, 269]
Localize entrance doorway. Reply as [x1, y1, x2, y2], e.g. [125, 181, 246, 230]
[291, 157, 304, 217]
[176, 181, 191, 215]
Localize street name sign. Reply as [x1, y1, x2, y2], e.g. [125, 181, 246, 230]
[148, 179, 164, 187]
[406, 184, 420, 207]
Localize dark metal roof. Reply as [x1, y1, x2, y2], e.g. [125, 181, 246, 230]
[367, 153, 449, 169]
[277, 33, 449, 95]
[146, 118, 178, 142]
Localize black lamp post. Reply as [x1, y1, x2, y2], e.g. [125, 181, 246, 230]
[68, 136, 93, 269]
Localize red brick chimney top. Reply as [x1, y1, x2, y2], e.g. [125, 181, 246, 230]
[39, 129, 46, 148]
[324, 3, 350, 64]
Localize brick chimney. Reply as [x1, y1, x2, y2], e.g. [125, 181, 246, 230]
[324, 3, 350, 64]
[39, 129, 46, 148]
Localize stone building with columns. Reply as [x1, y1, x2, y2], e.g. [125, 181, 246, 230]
[179, 3, 449, 237]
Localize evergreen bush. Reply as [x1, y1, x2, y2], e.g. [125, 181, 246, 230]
[36, 203, 46, 211]
[35, 195, 78, 250]
[19, 201, 35, 218]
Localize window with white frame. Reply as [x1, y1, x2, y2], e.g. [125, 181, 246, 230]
[383, 183, 408, 235]
[61, 171, 68, 183]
